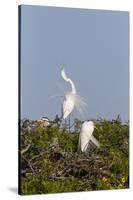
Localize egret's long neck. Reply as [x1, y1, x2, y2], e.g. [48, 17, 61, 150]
[61, 68, 76, 94]
[67, 78, 76, 94]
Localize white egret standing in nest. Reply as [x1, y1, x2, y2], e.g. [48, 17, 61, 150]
[61, 65, 86, 122]
[78, 121, 100, 152]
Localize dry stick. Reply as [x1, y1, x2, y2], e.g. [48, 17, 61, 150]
[21, 144, 31, 155]
[22, 155, 34, 173]
[29, 151, 46, 162]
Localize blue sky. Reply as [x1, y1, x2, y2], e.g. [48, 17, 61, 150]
[20, 5, 129, 121]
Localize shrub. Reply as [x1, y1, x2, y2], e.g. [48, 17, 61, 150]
[20, 118, 129, 195]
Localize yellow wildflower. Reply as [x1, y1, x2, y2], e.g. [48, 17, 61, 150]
[102, 177, 107, 182]
[121, 177, 126, 183]
[118, 184, 123, 189]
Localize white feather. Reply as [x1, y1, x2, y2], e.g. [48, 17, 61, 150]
[78, 121, 100, 152]
[61, 66, 86, 119]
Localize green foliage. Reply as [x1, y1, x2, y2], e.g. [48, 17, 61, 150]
[20, 119, 129, 195]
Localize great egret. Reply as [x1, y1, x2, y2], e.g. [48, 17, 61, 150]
[61, 65, 86, 120]
[78, 121, 100, 152]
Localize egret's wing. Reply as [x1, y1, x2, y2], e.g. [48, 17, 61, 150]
[62, 97, 75, 119]
[78, 121, 97, 152]
[90, 135, 100, 148]
[82, 141, 90, 152]
[79, 127, 91, 152]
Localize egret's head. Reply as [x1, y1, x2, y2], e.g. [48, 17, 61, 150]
[87, 121, 94, 126]
[82, 120, 94, 125]
[82, 120, 98, 130]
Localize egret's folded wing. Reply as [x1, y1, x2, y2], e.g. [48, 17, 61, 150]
[82, 141, 90, 152]
[79, 130, 91, 152]
[63, 101, 71, 119]
[90, 135, 100, 148]
[62, 97, 75, 119]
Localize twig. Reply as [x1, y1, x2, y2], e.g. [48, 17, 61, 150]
[22, 155, 34, 173]
[21, 144, 31, 155]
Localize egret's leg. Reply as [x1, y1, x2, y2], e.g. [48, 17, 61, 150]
[65, 119, 67, 129]
[68, 114, 71, 133]
[59, 117, 63, 129]
[59, 104, 63, 128]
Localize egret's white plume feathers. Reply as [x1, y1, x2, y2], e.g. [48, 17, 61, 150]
[61, 65, 86, 119]
[78, 121, 100, 152]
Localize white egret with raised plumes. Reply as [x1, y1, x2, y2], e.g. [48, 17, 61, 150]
[61, 65, 86, 120]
